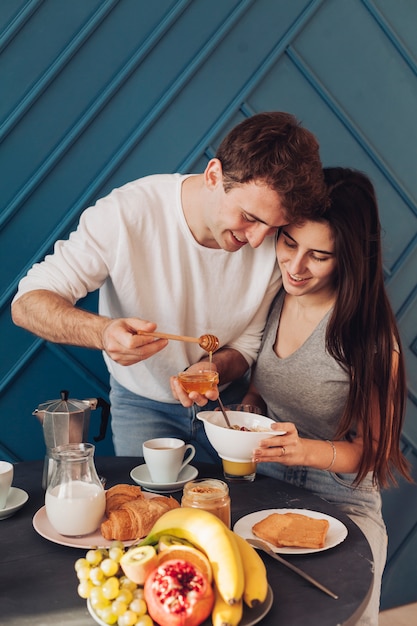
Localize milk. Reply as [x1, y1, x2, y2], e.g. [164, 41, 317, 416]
[45, 480, 105, 536]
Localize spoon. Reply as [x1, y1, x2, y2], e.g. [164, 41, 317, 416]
[247, 538, 338, 599]
[217, 396, 232, 429]
[137, 331, 219, 353]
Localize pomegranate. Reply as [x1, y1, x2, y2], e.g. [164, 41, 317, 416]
[144, 558, 214, 626]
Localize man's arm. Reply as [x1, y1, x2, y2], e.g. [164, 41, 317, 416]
[11, 289, 168, 365]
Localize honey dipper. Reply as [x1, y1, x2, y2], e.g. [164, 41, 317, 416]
[137, 331, 219, 353]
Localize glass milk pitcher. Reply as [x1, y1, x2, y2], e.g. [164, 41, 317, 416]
[45, 443, 105, 536]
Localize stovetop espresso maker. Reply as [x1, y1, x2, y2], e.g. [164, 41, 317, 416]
[33, 389, 110, 488]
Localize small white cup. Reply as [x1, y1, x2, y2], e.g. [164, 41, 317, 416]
[143, 438, 196, 484]
[0, 461, 14, 509]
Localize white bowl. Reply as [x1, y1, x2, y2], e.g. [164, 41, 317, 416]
[197, 410, 278, 462]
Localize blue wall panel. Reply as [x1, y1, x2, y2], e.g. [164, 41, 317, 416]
[1, 0, 416, 609]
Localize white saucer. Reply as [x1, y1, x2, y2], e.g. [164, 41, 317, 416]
[130, 464, 198, 493]
[0, 487, 29, 520]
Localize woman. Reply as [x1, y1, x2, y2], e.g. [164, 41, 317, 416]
[244, 167, 411, 625]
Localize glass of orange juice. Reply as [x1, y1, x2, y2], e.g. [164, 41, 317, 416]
[178, 370, 219, 394]
[221, 458, 257, 482]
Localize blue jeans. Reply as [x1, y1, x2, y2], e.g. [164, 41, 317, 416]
[258, 462, 387, 626]
[109, 374, 249, 463]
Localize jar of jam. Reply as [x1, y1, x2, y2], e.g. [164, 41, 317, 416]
[181, 478, 231, 528]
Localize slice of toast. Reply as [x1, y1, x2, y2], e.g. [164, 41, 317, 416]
[252, 512, 329, 549]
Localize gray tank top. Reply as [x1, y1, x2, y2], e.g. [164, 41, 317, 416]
[252, 290, 349, 440]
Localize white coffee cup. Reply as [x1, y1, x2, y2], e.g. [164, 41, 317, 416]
[0, 461, 14, 509]
[143, 438, 196, 484]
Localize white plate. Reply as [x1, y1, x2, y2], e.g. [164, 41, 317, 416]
[130, 463, 198, 493]
[32, 492, 158, 548]
[0, 487, 29, 520]
[234, 508, 348, 555]
[88, 585, 273, 626]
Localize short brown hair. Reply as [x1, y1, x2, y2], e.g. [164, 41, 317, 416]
[216, 112, 326, 221]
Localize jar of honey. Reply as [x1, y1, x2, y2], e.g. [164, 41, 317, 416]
[181, 478, 231, 528]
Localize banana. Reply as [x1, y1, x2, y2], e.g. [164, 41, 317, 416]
[139, 507, 244, 604]
[212, 582, 243, 626]
[231, 531, 268, 608]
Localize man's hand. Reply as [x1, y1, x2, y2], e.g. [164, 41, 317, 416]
[102, 319, 168, 366]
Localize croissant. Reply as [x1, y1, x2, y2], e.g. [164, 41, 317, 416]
[101, 493, 180, 541]
[105, 484, 144, 516]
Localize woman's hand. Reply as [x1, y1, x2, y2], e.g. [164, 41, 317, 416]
[252, 422, 305, 466]
[253, 422, 364, 473]
[170, 363, 219, 408]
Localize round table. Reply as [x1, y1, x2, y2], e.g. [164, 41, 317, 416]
[1, 457, 373, 625]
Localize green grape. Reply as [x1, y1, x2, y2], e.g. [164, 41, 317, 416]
[75, 557, 89, 572]
[117, 610, 138, 626]
[101, 557, 119, 577]
[109, 546, 124, 562]
[91, 596, 111, 612]
[76, 564, 91, 581]
[90, 586, 109, 609]
[102, 576, 120, 600]
[86, 548, 104, 565]
[132, 587, 145, 600]
[90, 566, 105, 585]
[134, 615, 154, 626]
[77, 580, 93, 599]
[120, 576, 137, 592]
[117, 588, 133, 605]
[129, 598, 147, 616]
[97, 606, 118, 625]
[112, 599, 128, 617]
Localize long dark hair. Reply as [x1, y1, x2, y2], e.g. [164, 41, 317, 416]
[323, 167, 410, 486]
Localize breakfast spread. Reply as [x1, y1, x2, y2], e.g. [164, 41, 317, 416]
[252, 511, 329, 549]
[100, 483, 180, 541]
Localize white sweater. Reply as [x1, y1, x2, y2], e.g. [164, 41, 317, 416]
[14, 174, 281, 402]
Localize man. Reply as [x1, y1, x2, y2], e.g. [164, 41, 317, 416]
[12, 112, 326, 461]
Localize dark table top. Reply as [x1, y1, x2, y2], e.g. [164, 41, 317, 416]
[1, 457, 373, 625]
